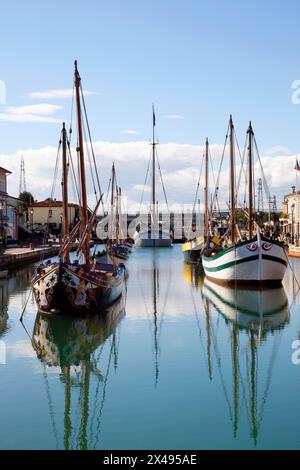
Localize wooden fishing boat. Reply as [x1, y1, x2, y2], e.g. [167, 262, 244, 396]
[202, 117, 288, 286]
[134, 106, 172, 248]
[31, 62, 125, 313]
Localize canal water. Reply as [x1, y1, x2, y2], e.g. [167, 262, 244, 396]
[0, 244, 300, 450]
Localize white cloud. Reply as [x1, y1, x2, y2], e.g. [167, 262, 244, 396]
[263, 145, 292, 156]
[0, 140, 296, 211]
[0, 103, 62, 123]
[121, 129, 139, 135]
[7, 104, 61, 116]
[28, 89, 97, 99]
[0, 113, 61, 123]
[163, 114, 184, 120]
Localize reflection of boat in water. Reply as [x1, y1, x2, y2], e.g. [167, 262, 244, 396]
[201, 280, 289, 444]
[202, 278, 289, 336]
[183, 262, 204, 289]
[32, 298, 125, 367]
[31, 296, 125, 449]
[1, 265, 34, 337]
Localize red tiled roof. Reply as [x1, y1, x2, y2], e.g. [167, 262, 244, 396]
[29, 199, 79, 208]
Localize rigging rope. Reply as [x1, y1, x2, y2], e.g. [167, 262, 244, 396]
[139, 153, 151, 213]
[80, 82, 105, 215]
[156, 147, 170, 213]
[192, 152, 204, 214]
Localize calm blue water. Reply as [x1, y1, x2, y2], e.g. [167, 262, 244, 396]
[0, 245, 300, 450]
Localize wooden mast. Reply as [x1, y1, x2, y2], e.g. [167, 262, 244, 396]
[152, 104, 156, 221]
[248, 122, 254, 239]
[61, 122, 70, 262]
[111, 163, 116, 242]
[204, 138, 209, 239]
[74, 60, 90, 268]
[229, 115, 236, 244]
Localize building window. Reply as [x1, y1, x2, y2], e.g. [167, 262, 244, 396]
[48, 209, 52, 218]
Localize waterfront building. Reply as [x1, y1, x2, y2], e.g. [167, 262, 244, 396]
[0, 167, 25, 243]
[282, 186, 300, 240]
[28, 199, 81, 234]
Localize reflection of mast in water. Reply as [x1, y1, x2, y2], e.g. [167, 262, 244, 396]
[152, 258, 159, 386]
[202, 280, 289, 445]
[30, 297, 125, 449]
[137, 253, 171, 387]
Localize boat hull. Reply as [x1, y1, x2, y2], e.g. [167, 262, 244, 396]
[134, 229, 172, 248]
[202, 235, 287, 286]
[32, 261, 125, 314]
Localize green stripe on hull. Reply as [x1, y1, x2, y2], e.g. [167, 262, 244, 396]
[203, 254, 259, 272]
[203, 253, 287, 272]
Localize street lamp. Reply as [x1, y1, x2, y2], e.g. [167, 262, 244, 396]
[291, 203, 295, 244]
[30, 209, 33, 232]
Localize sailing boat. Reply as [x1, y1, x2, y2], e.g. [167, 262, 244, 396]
[31, 62, 125, 313]
[134, 106, 172, 247]
[202, 117, 288, 286]
[107, 164, 129, 260]
[182, 138, 209, 263]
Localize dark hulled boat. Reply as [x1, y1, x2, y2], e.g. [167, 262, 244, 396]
[31, 62, 125, 313]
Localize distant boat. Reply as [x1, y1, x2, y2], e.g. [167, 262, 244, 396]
[202, 117, 288, 286]
[134, 105, 172, 248]
[31, 62, 125, 313]
[182, 138, 209, 264]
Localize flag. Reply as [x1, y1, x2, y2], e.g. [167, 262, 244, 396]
[152, 106, 156, 127]
[295, 157, 300, 172]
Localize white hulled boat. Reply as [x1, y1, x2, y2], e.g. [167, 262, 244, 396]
[202, 117, 288, 286]
[134, 105, 172, 248]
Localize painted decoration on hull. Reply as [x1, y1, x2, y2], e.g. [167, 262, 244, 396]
[32, 262, 125, 312]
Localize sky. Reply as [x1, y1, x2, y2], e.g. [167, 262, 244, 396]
[1, 0, 300, 210]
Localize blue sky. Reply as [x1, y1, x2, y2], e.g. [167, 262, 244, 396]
[1, 0, 300, 205]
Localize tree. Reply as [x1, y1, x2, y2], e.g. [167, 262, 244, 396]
[19, 191, 34, 205]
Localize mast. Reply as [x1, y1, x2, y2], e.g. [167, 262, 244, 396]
[204, 138, 209, 239]
[61, 122, 70, 263]
[247, 122, 254, 239]
[111, 163, 115, 208]
[229, 115, 236, 244]
[74, 60, 90, 268]
[110, 163, 116, 241]
[61, 123, 69, 238]
[152, 104, 156, 220]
